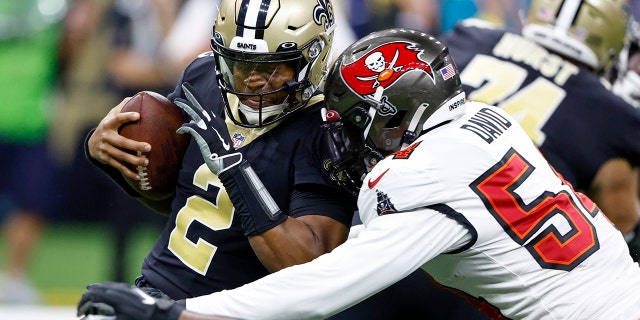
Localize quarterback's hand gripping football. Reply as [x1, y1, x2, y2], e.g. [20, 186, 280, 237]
[174, 82, 285, 236]
[76, 282, 185, 320]
[175, 82, 242, 175]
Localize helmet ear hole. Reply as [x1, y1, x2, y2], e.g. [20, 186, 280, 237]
[385, 110, 407, 128]
[352, 45, 371, 55]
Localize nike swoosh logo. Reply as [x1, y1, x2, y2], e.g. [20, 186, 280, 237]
[368, 168, 390, 189]
[214, 128, 230, 150]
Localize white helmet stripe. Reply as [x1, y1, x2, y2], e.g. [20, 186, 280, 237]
[236, 0, 272, 39]
[555, 0, 582, 31]
[363, 105, 377, 142]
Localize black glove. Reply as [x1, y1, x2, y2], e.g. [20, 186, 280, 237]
[175, 82, 243, 175]
[77, 282, 185, 320]
[138, 285, 172, 300]
[175, 83, 286, 236]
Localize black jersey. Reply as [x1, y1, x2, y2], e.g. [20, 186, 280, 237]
[442, 21, 640, 191]
[140, 52, 355, 299]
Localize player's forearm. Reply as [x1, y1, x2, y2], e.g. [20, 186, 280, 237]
[248, 216, 349, 272]
[188, 234, 395, 320]
[185, 212, 447, 320]
[590, 158, 640, 234]
[85, 126, 174, 216]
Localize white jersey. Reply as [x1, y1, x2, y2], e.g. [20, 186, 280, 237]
[186, 102, 640, 320]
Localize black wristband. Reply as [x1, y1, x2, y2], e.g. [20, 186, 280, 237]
[219, 160, 286, 236]
[84, 128, 142, 198]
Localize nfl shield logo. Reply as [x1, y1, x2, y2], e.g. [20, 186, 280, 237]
[231, 132, 245, 149]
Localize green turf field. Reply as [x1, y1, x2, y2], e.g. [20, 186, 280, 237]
[0, 223, 160, 306]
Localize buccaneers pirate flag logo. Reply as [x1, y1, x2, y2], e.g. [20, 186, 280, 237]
[340, 41, 434, 108]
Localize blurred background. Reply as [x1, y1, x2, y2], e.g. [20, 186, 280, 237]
[0, 0, 575, 315]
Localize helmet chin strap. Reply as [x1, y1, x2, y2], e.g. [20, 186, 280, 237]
[238, 101, 287, 125]
[401, 103, 428, 149]
[236, 81, 304, 125]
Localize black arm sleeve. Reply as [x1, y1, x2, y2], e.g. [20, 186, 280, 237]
[219, 160, 287, 236]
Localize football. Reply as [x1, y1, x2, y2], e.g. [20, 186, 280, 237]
[119, 91, 190, 200]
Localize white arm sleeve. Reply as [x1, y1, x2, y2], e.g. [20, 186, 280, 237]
[186, 209, 472, 320]
[347, 223, 365, 239]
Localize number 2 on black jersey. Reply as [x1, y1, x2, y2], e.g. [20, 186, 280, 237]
[470, 148, 599, 271]
[168, 164, 234, 275]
